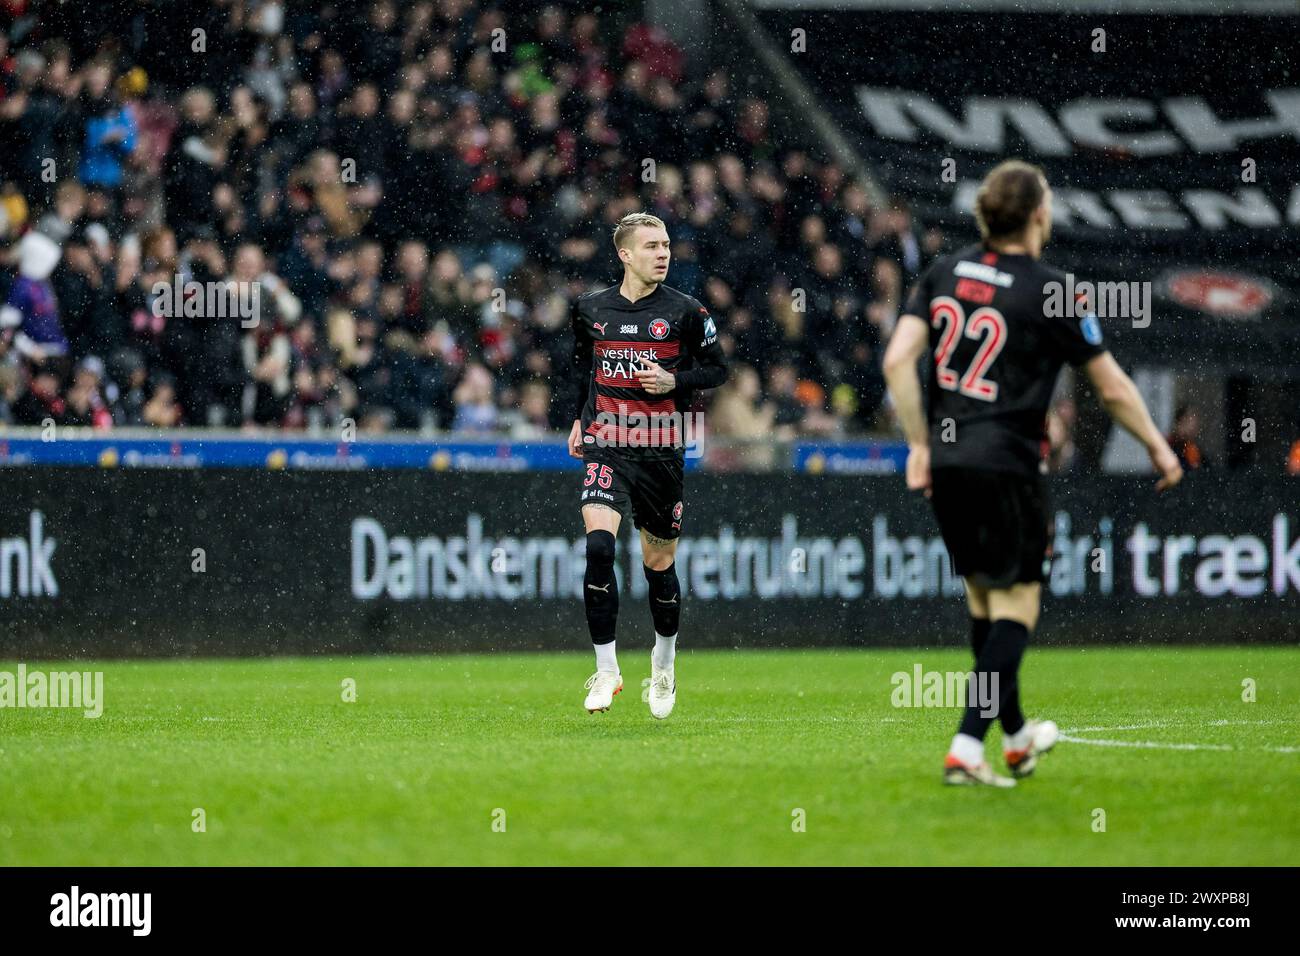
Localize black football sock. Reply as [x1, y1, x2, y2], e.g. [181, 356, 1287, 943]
[970, 617, 1025, 735]
[1000, 675, 1025, 737]
[643, 562, 681, 638]
[958, 619, 1030, 742]
[584, 530, 618, 644]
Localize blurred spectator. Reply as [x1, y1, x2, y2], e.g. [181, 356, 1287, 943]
[11, 366, 65, 425]
[502, 379, 552, 438]
[0, 364, 19, 424]
[163, 87, 225, 243]
[1168, 404, 1209, 471]
[764, 362, 805, 440]
[35, 181, 85, 244]
[107, 348, 148, 425]
[2, 231, 68, 366]
[709, 363, 777, 470]
[78, 60, 137, 196]
[451, 362, 498, 434]
[142, 372, 184, 428]
[61, 356, 112, 429]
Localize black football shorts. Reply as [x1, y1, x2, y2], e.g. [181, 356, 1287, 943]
[579, 450, 685, 540]
[929, 466, 1051, 589]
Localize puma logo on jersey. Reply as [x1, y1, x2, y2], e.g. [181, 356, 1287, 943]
[592, 321, 608, 334]
[586, 583, 610, 593]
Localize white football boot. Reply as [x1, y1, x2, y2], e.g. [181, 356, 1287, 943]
[583, 670, 623, 713]
[644, 659, 676, 720]
[943, 754, 1017, 788]
[1004, 719, 1060, 778]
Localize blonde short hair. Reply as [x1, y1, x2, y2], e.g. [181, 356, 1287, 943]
[613, 212, 667, 250]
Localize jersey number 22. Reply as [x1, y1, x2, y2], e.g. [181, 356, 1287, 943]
[930, 296, 1007, 402]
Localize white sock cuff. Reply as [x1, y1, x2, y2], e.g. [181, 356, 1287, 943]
[594, 640, 619, 673]
[950, 733, 985, 766]
[652, 633, 677, 669]
[1004, 724, 1032, 748]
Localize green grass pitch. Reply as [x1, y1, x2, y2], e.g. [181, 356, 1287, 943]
[1, 647, 1296, 866]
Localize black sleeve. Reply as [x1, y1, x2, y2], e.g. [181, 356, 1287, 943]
[1042, 281, 1107, 367]
[569, 296, 592, 420]
[901, 260, 937, 318]
[673, 300, 728, 391]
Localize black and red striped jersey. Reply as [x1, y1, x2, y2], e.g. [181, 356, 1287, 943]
[569, 282, 727, 460]
[902, 243, 1107, 478]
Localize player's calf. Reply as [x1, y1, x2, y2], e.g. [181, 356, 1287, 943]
[582, 529, 623, 713]
[641, 560, 680, 719]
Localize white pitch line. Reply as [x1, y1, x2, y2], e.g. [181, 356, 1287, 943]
[1065, 723, 1167, 734]
[1060, 733, 1233, 752]
[1060, 723, 1299, 754]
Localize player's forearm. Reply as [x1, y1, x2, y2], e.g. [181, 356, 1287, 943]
[884, 364, 929, 446]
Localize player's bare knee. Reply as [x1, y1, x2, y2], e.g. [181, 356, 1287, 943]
[582, 503, 620, 535]
[642, 541, 676, 570]
[640, 531, 677, 571]
[643, 552, 675, 572]
[963, 580, 991, 618]
[988, 583, 1041, 630]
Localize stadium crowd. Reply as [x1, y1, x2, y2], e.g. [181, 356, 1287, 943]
[5, 0, 1292, 473]
[0, 0, 946, 442]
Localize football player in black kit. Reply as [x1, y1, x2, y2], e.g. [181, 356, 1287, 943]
[884, 161, 1183, 786]
[568, 212, 727, 717]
